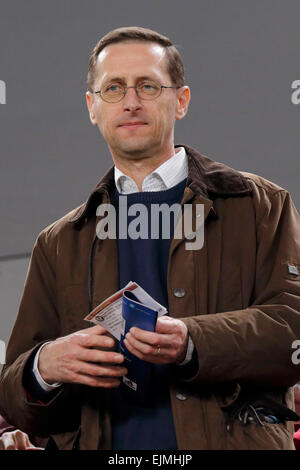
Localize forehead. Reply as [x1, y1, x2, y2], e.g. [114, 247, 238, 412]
[94, 41, 169, 85]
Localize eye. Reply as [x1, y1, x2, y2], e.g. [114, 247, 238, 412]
[143, 83, 155, 89]
[140, 82, 157, 91]
[103, 83, 122, 94]
[138, 81, 160, 95]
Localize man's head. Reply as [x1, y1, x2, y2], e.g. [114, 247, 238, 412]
[86, 27, 190, 165]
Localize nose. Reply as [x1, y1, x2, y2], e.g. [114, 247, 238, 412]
[122, 86, 142, 112]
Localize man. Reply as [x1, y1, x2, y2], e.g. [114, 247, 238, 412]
[1, 26, 300, 450]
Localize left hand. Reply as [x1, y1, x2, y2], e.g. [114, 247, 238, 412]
[123, 316, 189, 364]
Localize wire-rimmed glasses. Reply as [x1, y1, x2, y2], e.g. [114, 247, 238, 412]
[91, 79, 180, 103]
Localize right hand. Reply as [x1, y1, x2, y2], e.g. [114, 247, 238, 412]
[38, 325, 127, 388]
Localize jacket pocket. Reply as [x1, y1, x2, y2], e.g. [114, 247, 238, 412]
[220, 386, 300, 432]
[215, 384, 298, 449]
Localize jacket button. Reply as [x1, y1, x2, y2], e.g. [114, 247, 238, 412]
[176, 392, 187, 401]
[173, 288, 186, 298]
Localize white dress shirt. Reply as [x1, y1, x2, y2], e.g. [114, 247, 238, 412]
[34, 147, 194, 391]
[115, 146, 188, 193]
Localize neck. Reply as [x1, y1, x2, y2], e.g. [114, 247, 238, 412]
[110, 145, 178, 191]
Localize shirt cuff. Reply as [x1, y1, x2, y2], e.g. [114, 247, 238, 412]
[33, 342, 62, 391]
[177, 335, 195, 366]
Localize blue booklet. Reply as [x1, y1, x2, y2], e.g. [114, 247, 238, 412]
[119, 290, 158, 404]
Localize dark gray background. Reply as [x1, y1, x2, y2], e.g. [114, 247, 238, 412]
[1, 0, 299, 344]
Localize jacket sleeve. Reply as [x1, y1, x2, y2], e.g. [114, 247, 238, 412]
[0, 229, 81, 437]
[181, 187, 300, 387]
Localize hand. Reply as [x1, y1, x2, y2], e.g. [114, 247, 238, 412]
[123, 316, 189, 364]
[0, 430, 42, 450]
[38, 325, 127, 388]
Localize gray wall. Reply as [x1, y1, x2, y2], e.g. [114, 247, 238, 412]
[1, 0, 299, 347]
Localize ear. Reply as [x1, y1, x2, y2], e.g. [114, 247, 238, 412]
[86, 91, 97, 126]
[175, 86, 191, 121]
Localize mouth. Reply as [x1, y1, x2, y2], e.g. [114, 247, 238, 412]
[118, 122, 148, 129]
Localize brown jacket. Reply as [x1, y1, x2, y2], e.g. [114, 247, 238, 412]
[1, 144, 300, 450]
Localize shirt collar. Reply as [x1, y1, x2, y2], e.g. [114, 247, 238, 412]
[114, 147, 188, 194]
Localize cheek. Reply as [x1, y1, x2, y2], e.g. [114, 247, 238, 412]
[96, 109, 113, 137]
[156, 103, 176, 131]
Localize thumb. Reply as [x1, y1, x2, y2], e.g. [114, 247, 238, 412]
[155, 316, 176, 333]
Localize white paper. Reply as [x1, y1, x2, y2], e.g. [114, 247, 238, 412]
[84, 281, 167, 340]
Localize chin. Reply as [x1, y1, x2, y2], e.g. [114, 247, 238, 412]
[117, 141, 154, 158]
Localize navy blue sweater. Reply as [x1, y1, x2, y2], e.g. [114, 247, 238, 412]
[110, 179, 187, 450]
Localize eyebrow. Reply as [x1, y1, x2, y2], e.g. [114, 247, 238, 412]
[101, 76, 158, 87]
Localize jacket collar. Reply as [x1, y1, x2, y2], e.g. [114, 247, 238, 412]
[69, 144, 252, 228]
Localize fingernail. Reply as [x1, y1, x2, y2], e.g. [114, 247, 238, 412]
[104, 338, 114, 345]
[114, 354, 124, 362]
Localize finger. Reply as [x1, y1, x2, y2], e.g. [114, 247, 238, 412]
[58, 357, 126, 383]
[82, 324, 109, 335]
[24, 437, 37, 449]
[123, 338, 170, 364]
[15, 430, 30, 450]
[128, 328, 172, 348]
[72, 360, 127, 378]
[73, 374, 123, 388]
[124, 333, 164, 356]
[77, 349, 124, 364]
[72, 332, 116, 349]
[155, 316, 180, 333]
[25, 446, 44, 450]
